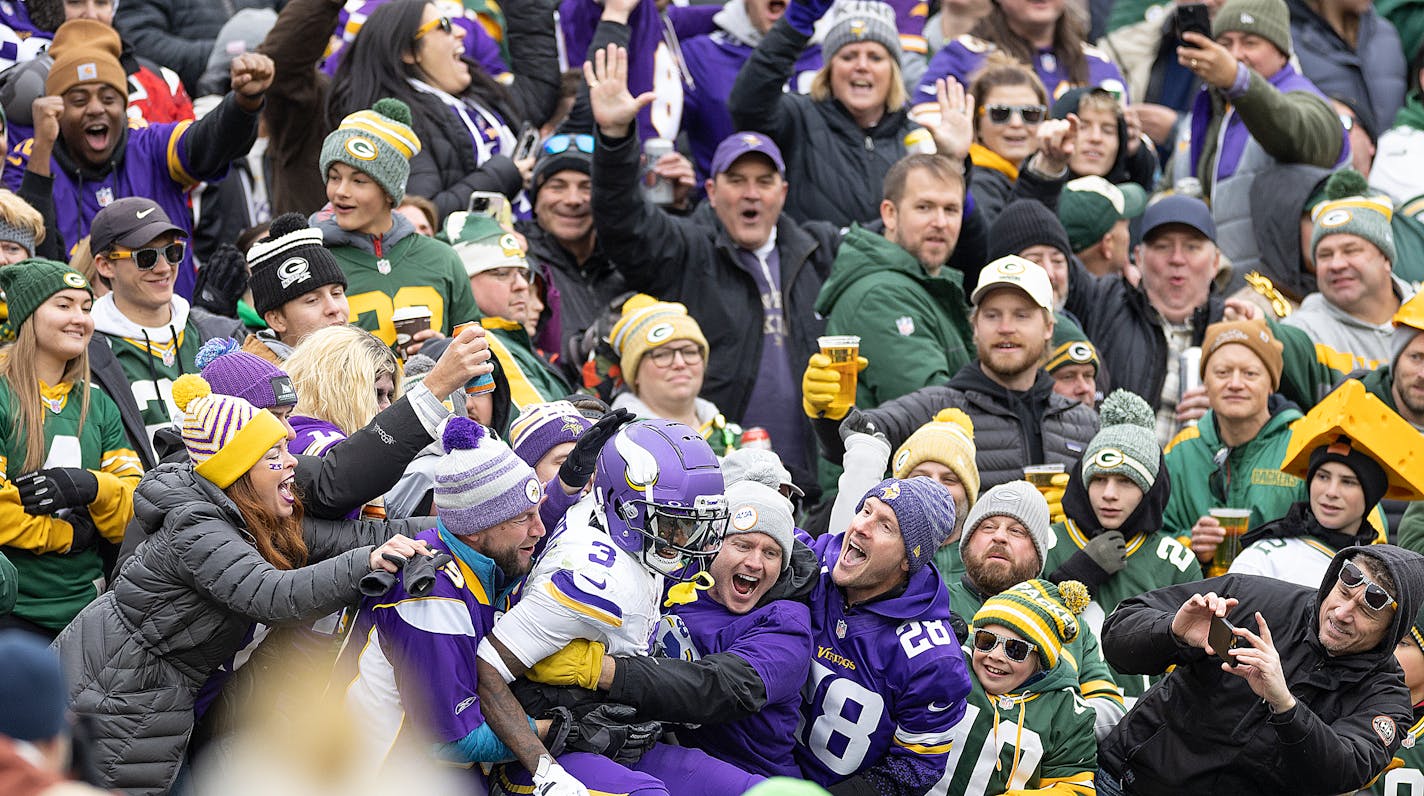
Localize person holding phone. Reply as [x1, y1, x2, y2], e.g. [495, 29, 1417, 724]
[1096, 544, 1424, 795]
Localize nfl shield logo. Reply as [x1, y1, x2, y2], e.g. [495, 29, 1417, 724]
[162, 348, 175, 367]
[895, 316, 915, 336]
[835, 619, 847, 639]
[96, 187, 114, 207]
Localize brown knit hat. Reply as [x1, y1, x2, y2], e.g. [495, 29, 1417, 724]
[1200, 318, 1284, 390]
[45, 19, 127, 99]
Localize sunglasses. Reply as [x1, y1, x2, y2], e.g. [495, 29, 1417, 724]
[414, 15, 453, 41]
[1339, 559, 1397, 612]
[980, 104, 1048, 125]
[108, 241, 186, 270]
[973, 629, 1037, 663]
[542, 133, 595, 156]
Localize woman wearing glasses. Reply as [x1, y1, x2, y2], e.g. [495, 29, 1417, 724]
[607, 295, 740, 455]
[1229, 383, 1424, 589]
[327, 0, 560, 223]
[0, 260, 142, 639]
[963, 55, 1072, 225]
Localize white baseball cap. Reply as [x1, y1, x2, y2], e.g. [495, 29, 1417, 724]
[971, 255, 1055, 311]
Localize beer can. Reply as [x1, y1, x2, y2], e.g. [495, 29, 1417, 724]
[452, 321, 496, 395]
[740, 427, 772, 450]
[641, 137, 676, 206]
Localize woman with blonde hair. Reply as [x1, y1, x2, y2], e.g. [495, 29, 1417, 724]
[0, 189, 44, 265]
[284, 325, 403, 459]
[0, 260, 142, 638]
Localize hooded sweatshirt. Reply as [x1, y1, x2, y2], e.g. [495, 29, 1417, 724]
[1099, 545, 1424, 794]
[91, 293, 205, 441]
[815, 224, 972, 407]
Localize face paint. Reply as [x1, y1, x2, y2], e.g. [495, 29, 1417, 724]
[267, 461, 286, 471]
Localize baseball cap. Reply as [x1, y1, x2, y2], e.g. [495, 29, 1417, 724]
[971, 255, 1054, 311]
[1058, 176, 1147, 251]
[710, 131, 785, 177]
[1141, 194, 1216, 242]
[89, 197, 185, 255]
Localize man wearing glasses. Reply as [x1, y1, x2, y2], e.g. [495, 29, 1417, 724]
[89, 198, 243, 445]
[1095, 544, 1424, 795]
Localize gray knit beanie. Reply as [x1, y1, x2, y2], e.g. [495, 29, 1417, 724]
[959, 481, 1053, 574]
[1081, 390, 1160, 493]
[823, 0, 902, 61]
[1213, 0, 1293, 57]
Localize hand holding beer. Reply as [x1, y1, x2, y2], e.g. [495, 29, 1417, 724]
[1024, 464, 1069, 524]
[1207, 508, 1251, 576]
[802, 337, 867, 420]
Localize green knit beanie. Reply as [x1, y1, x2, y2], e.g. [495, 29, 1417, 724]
[319, 97, 422, 204]
[1310, 169, 1397, 265]
[0, 258, 91, 331]
[1213, 0, 1292, 57]
[1081, 390, 1160, 493]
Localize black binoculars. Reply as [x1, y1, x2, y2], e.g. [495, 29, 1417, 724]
[359, 549, 454, 597]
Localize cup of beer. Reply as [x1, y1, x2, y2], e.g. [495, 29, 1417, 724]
[1208, 507, 1252, 576]
[1023, 463, 1065, 489]
[451, 321, 495, 395]
[818, 335, 861, 409]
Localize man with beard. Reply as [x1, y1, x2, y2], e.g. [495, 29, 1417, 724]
[949, 482, 1126, 740]
[809, 256, 1099, 491]
[814, 153, 974, 408]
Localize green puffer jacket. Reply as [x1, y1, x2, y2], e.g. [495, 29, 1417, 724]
[1161, 403, 1305, 542]
[814, 224, 973, 408]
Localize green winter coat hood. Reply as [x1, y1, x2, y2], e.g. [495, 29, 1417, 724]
[815, 223, 966, 315]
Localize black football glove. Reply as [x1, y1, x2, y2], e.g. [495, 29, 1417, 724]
[558, 407, 635, 489]
[192, 243, 250, 319]
[544, 703, 662, 766]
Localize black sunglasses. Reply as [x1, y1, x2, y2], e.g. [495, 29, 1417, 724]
[980, 103, 1048, 125]
[973, 629, 1037, 663]
[108, 241, 185, 270]
[414, 15, 453, 41]
[1339, 559, 1397, 612]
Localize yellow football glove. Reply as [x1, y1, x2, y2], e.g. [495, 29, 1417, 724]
[801, 352, 869, 420]
[1032, 473, 1070, 525]
[526, 639, 606, 690]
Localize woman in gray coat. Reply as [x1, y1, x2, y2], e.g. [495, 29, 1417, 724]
[53, 374, 428, 795]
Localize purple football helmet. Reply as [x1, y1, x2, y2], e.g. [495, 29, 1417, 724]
[593, 418, 728, 579]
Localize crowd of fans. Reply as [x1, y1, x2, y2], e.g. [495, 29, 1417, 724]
[0, 0, 1422, 793]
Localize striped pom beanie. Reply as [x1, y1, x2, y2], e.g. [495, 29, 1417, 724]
[436, 416, 544, 533]
[608, 294, 709, 390]
[320, 97, 422, 203]
[509, 401, 593, 467]
[173, 374, 288, 488]
[972, 579, 1090, 671]
[892, 407, 980, 507]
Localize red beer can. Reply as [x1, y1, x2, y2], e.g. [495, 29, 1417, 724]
[740, 427, 772, 450]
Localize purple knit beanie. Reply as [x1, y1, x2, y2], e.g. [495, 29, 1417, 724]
[856, 476, 958, 575]
[508, 401, 593, 467]
[437, 417, 544, 533]
[196, 338, 297, 409]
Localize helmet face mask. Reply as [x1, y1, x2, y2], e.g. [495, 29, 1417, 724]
[594, 419, 729, 580]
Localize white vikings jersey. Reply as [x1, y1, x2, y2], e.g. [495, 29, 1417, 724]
[488, 495, 665, 668]
[1229, 537, 1338, 589]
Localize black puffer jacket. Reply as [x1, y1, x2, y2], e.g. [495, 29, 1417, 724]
[1064, 257, 1224, 411]
[817, 363, 1099, 490]
[54, 463, 426, 795]
[1100, 545, 1424, 795]
[113, 0, 281, 93]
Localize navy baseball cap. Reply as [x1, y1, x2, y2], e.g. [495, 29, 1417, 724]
[710, 131, 785, 176]
[1141, 194, 1216, 242]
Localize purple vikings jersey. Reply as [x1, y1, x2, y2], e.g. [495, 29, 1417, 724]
[795, 532, 972, 788]
[915, 36, 1128, 104]
[290, 415, 348, 458]
[671, 595, 813, 778]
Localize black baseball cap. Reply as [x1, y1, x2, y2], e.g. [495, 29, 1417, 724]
[1141, 194, 1216, 242]
[88, 197, 185, 254]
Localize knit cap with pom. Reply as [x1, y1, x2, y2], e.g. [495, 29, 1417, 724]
[892, 408, 980, 509]
[436, 416, 543, 534]
[174, 374, 288, 488]
[972, 579, 1089, 671]
[1310, 169, 1396, 265]
[1082, 389, 1160, 493]
[608, 294, 709, 390]
[246, 212, 348, 316]
[196, 337, 297, 410]
[320, 97, 422, 203]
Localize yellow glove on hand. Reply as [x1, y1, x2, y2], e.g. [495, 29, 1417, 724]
[1034, 473, 1070, 525]
[526, 639, 606, 690]
[801, 353, 869, 420]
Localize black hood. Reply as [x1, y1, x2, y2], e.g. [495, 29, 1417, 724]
[1317, 545, 1424, 656]
[1061, 449, 1172, 539]
[1051, 87, 1132, 184]
[1247, 164, 1332, 303]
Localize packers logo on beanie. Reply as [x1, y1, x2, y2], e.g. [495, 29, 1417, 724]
[1310, 170, 1396, 266]
[1082, 390, 1160, 493]
[893, 408, 980, 508]
[320, 97, 422, 203]
[246, 213, 348, 316]
[972, 579, 1090, 671]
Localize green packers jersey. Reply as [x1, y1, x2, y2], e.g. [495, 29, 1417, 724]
[1043, 521, 1203, 698]
[1374, 716, 1424, 795]
[336, 233, 479, 347]
[936, 652, 1097, 796]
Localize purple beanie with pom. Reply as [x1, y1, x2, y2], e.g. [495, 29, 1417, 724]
[196, 337, 296, 409]
[436, 416, 544, 533]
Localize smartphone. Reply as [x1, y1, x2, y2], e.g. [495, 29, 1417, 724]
[512, 124, 540, 162]
[1208, 616, 1239, 666]
[1175, 3, 1212, 45]
[467, 191, 513, 226]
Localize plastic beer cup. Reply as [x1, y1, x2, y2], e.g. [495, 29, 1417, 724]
[818, 335, 861, 408]
[1209, 508, 1252, 576]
